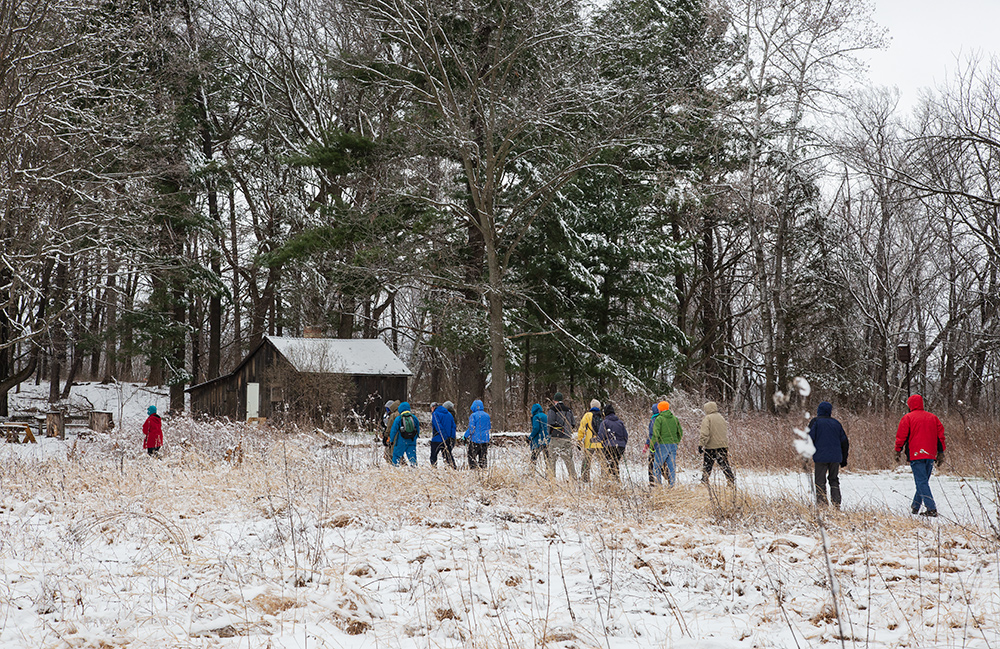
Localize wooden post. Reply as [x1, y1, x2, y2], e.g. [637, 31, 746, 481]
[46, 411, 65, 440]
[89, 411, 113, 434]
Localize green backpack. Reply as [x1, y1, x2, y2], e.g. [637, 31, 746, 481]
[399, 412, 418, 440]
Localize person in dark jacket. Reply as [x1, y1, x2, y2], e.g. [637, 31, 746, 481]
[380, 400, 400, 464]
[464, 399, 492, 469]
[895, 394, 946, 517]
[430, 402, 457, 468]
[389, 401, 420, 466]
[645, 403, 659, 485]
[546, 392, 577, 480]
[529, 403, 550, 475]
[143, 405, 163, 456]
[596, 404, 628, 481]
[807, 401, 849, 508]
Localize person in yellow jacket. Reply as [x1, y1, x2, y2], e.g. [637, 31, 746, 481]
[577, 399, 604, 482]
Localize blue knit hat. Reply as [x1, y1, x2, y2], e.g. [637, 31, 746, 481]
[147, 405, 157, 415]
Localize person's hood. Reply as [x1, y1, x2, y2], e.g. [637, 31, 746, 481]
[703, 401, 718, 415]
[907, 394, 924, 411]
[434, 404, 449, 414]
[817, 401, 833, 417]
[471, 399, 484, 412]
[660, 409, 677, 421]
[590, 407, 601, 413]
[651, 404, 660, 415]
[531, 403, 543, 416]
[398, 401, 411, 413]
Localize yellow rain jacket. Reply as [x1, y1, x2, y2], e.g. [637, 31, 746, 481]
[577, 410, 604, 450]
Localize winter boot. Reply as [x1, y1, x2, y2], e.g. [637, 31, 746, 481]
[911, 505, 920, 515]
[920, 509, 938, 518]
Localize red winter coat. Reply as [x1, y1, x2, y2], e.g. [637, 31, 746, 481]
[895, 395, 945, 461]
[143, 414, 163, 449]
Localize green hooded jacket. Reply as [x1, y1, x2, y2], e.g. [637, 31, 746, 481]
[652, 409, 683, 444]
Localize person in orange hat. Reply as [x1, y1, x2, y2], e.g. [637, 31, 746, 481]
[650, 401, 682, 486]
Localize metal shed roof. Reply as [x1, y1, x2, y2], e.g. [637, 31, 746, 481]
[266, 336, 412, 376]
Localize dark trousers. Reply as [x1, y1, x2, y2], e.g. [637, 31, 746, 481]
[468, 442, 489, 469]
[702, 447, 735, 483]
[146, 447, 161, 457]
[530, 446, 549, 475]
[814, 462, 841, 506]
[647, 449, 656, 485]
[603, 446, 625, 480]
[430, 439, 457, 468]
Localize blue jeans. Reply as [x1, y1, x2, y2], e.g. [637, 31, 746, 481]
[392, 438, 417, 466]
[653, 444, 678, 486]
[910, 459, 936, 512]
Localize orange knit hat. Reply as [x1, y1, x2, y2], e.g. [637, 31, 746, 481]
[657, 401, 670, 412]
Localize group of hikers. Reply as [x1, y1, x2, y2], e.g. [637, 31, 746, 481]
[380, 391, 949, 518]
[530, 394, 738, 486]
[378, 393, 738, 487]
[380, 399, 491, 470]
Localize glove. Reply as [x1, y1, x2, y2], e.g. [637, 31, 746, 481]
[936, 453, 945, 467]
[697, 446, 703, 455]
[839, 461, 847, 468]
[895, 451, 903, 463]
[643, 444, 649, 454]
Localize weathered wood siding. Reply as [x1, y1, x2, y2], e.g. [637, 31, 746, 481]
[188, 339, 408, 424]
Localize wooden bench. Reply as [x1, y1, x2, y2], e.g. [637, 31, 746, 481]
[2, 422, 37, 444]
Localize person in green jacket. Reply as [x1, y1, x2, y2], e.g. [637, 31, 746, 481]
[651, 401, 683, 486]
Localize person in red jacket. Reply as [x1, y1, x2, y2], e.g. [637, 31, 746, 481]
[895, 394, 946, 517]
[143, 405, 163, 457]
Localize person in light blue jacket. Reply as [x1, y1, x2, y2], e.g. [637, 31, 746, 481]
[389, 401, 420, 466]
[529, 403, 550, 475]
[464, 399, 492, 469]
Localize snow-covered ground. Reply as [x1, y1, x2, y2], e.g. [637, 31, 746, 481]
[1, 420, 998, 649]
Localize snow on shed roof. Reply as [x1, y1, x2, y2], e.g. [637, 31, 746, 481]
[267, 336, 412, 376]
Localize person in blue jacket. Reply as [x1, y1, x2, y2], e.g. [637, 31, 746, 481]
[464, 399, 492, 469]
[808, 401, 850, 508]
[389, 401, 420, 466]
[430, 401, 457, 468]
[529, 403, 550, 475]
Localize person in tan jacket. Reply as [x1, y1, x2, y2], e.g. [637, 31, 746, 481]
[699, 401, 735, 485]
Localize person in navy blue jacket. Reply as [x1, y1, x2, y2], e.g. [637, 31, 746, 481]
[808, 401, 850, 508]
[430, 401, 457, 468]
[597, 403, 628, 481]
[464, 399, 492, 469]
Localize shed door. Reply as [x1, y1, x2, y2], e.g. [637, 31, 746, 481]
[247, 383, 260, 420]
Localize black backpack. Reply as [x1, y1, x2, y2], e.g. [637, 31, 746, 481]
[590, 412, 603, 440]
[399, 412, 418, 440]
[550, 407, 567, 433]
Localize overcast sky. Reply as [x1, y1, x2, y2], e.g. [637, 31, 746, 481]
[863, 0, 1000, 110]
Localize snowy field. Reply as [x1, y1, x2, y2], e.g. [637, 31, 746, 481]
[1, 410, 998, 649]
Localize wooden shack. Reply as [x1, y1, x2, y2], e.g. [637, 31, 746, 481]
[187, 336, 411, 424]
